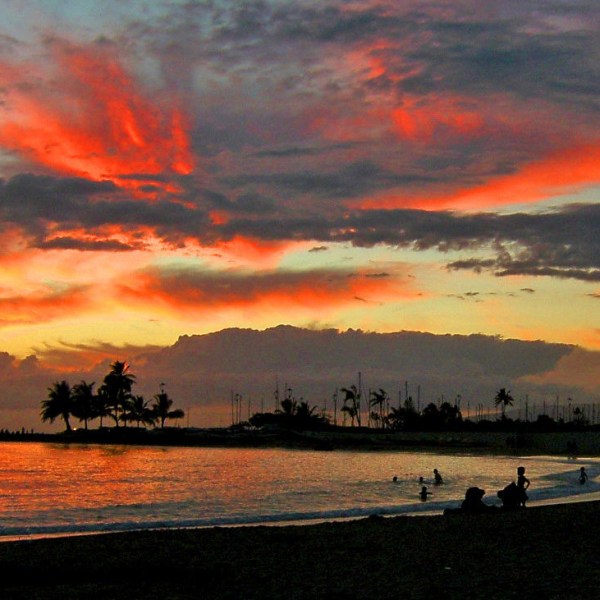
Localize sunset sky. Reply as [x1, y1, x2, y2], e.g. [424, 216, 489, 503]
[0, 1, 599, 427]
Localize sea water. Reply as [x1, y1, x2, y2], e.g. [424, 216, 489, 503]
[1, 441, 599, 540]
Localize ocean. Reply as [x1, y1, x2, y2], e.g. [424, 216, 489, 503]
[1, 441, 598, 541]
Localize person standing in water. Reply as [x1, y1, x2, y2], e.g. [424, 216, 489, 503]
[516, 466, 530, 506]
[433, 469, 443, 484]
[579, 467, 588, 484]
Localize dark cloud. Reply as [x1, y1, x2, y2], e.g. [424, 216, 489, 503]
[2, 173, 599, 281]
[145, 1, 600, 109]
[2, 325, 598, 430]
[399, 18, 600, 108]
[226, 161, 441, 200]
[116, 326, 596, 422]
[119, 263, 394, 310]
[37, 237, 137, 251]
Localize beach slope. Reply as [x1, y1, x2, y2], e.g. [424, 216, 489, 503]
[1, 501, 598, 599]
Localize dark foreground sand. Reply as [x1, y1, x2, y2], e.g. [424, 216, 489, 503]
[1, 501, 599, 599]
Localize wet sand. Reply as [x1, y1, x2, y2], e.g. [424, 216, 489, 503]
[0, 500, 598, 599]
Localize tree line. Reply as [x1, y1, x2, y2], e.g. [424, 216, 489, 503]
[244, 385, 594, 432]
[40, 361, 184, 432]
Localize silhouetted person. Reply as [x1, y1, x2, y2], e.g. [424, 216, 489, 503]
[393, 475, 398, 483]
[461, 487, 496, 513]
[579, 467, 588, 484]
[420, 486, 431, 501]
[433, 469, 443, 484]
[418, 476, 425, 485]
[497, 466, 530, 510]
[516, 466, 530, 506]
[497, 482, 520, 509]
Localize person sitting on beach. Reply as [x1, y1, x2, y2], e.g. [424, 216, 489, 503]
[433, 469, 443, 484]
[461, 487, 496, 513]
[516, 466, 530, 506]
[497, 482, 520, 510]
[420, 486, 431, 501]
[579, 467, 588, 485]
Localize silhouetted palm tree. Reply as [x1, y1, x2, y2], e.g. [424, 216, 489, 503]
[340, 403, 358, 426]
[71, 380, 95, 430]
[99, 361, 136, 427]
[122, 395, 155, 428]
[495, 388, 514, 419]
[152, 390, 185, 428]
[93, 387, 111, 428]
[294, 401, 316, 425]
[41, 380, 74, 432]
[369, 388, 388, 429]
[341, 385, 360, 427]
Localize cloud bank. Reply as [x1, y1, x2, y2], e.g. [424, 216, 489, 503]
[2, 326, 598, 431]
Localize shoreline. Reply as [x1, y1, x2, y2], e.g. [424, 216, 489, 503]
[2, 427, 599, 456]
[1, 499, 599, 598]
[3, 487, 599, 546]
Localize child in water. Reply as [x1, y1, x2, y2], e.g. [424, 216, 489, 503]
[420, 486, 431, 501]
[433, 469, 443, 484]
[516, 466, 530, 506]
[579, 467, 588, 484]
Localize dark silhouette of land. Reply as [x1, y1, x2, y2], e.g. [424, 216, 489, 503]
[0, 501, 599, 599]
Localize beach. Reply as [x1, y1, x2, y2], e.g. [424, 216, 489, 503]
[1, 500, 598, 599]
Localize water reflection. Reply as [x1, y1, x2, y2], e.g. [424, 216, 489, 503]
[1, 442, 599, 538]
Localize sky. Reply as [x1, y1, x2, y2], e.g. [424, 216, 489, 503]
[0, 1, 599, 429]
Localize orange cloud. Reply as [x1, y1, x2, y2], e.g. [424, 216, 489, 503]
[32, 340, 164, 373]
[213, 236, 300, 269]
[520, 348, 600, 393]
[0, 41, 194, 194]
[116, 267, 417, 319]
[392, 96, 486, 141]
[440, 143, 600, 210]
[359, 141, 600, 211]
[0, 285, 94, 326]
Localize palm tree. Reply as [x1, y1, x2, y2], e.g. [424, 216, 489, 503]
[152, 390, 185, 428]
[369, 388, 388, 429]
[41, 380, 74, 432]
[340, 402, 358, 427]
[122, 395, 155, 428]
[99, 361, 136, 427]
[341, 385, 360, 427]
[71, 380, 95, 430]
[495, 388, 515, 419]
[93, 387, 112, 428]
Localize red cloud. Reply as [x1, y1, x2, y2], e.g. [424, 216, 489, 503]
[0, 41, 193, 194]
[359, 139, 600, 211]
[117, 266, 419, 317]
[440, 143, 600, 210]
[0, 285, 94, 326]
[392, 95, 486, 141]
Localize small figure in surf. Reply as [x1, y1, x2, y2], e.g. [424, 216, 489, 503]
[418, 476, 425, 485]
[420, 486, 431, 501]
[392, 476, 398, 483]
[579, 467, 588, 485]
[516, 466, 530, 506]
[433, 469, 443, 485]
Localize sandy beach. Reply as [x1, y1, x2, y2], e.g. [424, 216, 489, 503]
[1, 500, 598, 599]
